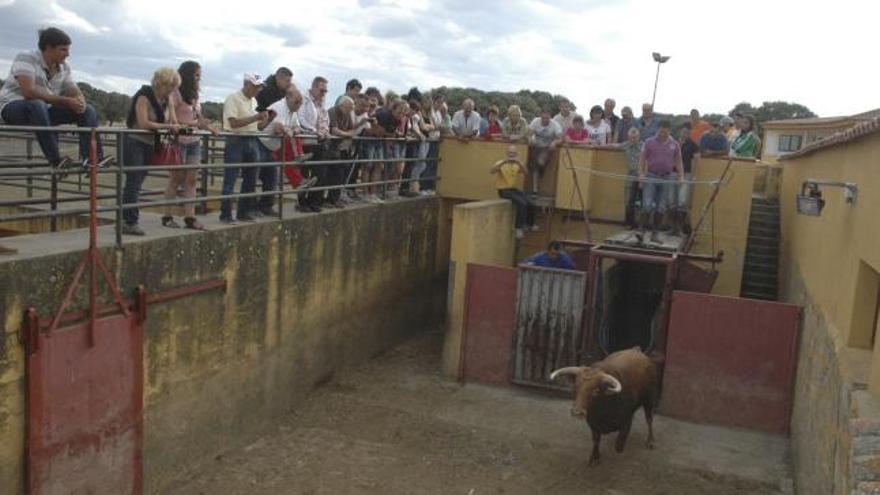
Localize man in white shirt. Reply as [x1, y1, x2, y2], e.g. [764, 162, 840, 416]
[220, 73, 268, 223]
[451, 98, 481, 138]
[552, 100, 578, 132]
[528, 109, 563, 193]
[296, 76, 331, 212]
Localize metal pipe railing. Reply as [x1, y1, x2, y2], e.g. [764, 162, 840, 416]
[0, 125, 442, 246]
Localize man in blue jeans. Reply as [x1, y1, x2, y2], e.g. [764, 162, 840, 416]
[639, 120, 683, 242]
[0, 27, 106, 170]
[220, 73, 269, 223]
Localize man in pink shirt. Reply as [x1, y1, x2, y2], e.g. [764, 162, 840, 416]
[638, 120, 683, 241]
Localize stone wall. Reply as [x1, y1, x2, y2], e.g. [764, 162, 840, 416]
[0, 199, 446, 493]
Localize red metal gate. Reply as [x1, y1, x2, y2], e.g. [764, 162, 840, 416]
[26, 313, 144, 494]
[460, 263, 518, 385]
[660, 290, 802, 433]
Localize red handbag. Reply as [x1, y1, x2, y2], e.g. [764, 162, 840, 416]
[151, 135, 182, 166]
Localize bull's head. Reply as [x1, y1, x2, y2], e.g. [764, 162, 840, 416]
[549, 367, 622, 418]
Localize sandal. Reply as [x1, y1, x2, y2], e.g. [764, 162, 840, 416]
[184, 216, 206, 230]
[162, 216, 181, 228]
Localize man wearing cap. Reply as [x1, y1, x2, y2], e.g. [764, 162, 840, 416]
[219, 73, 269, 223]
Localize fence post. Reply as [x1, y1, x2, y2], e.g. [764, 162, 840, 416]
[199, 134, 209, 215]
[26, 138, 34, 198]
[277, 136, 286, 220]
[49, 134, 57, 232]
[115, 131, 124, 248]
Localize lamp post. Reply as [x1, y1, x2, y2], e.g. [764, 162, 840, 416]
[651, 52, 670, 108]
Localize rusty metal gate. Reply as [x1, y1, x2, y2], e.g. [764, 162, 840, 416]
[512, 266, 587, 389]
[660, 290, 801, 433]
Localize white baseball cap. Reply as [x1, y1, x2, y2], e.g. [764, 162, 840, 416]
[243, 73, 264, 86]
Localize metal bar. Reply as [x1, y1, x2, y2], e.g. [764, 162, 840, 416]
[47, 251, 88, 335]
[88, 130, 98, 346]
[684, 158, 733, 253]
[199, 135, 209, 215]
[589, 248, 676, 264]
[115, 132, 124, 247]
[145, 279, 227, 304]
[25, 138, 33, 198]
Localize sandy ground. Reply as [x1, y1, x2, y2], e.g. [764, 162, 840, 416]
[165, 330, 792, 495]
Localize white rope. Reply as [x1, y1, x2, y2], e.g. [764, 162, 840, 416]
[563, 163, 733, 186]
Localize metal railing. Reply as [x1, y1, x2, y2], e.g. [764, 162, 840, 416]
[0, 125, 441, 247]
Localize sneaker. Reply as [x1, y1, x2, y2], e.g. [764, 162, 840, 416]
[296, 176, 318, 190]
[80, 156, 114, 171]
[184, 217, 206, 230]
[122, 223, 145, 236]
[162, 216, 181, 228]
[219, 216, 237, 225]
[515, 228, 524, 240]
[237, 213, 257, 222]
[309, 204, 323, 213]
[293, 152, 314, 163]
[52, 156, 73, 179]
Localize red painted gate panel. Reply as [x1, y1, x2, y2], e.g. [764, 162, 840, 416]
[27, 313, 144, 494]
[461, 264, 518, 385]
[661, 291, 801, 434]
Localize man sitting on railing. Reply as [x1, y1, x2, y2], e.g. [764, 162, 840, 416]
[0, 27, 107, 171]
[522, 241, 575, 270]
[527, 109, 563, 193]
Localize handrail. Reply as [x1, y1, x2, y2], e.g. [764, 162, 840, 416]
[0, 126, 442, 248]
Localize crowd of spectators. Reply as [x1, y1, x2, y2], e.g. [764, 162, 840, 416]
[0, 27, 763, 239]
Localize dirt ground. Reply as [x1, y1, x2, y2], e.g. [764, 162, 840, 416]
[166, 330, 792, 495]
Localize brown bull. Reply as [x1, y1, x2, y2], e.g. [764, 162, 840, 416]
[550, 347, 661, 466]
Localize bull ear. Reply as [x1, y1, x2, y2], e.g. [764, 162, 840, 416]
[549, 366, 585, 381]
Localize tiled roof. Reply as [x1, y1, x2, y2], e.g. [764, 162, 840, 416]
[779, 117, 880, 160]
[762, 108, 880, 128]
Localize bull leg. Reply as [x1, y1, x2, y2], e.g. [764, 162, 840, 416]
[589, 428, 602, 466]
[644, 404, 655, 450]
[615, 418, 633, 453]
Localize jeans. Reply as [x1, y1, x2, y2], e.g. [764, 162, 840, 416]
[624, 172, 639, 226]
[325, 148, 349, 202]
[122, 137, 154, 225]
[642, 172, 675, 214]
[421, 140, 440, 191]
[677, 172, 693, 211]
[256, 142, 278, 212]
[498, 188, 535, 229]
[0, 99, 103, 163]
[220, 136, 260, 219]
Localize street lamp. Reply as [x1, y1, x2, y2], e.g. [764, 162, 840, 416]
[651, 52, 670, 108]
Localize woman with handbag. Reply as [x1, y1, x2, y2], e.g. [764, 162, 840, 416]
[163, 61, 217, 230]
[122, 67, 180, 236]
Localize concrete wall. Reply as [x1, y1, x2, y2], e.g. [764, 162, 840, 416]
[441, 199, 516, 379]
[780, 133, 880, 494]
[0, 199, 446, 493]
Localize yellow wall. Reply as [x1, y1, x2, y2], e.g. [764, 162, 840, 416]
[780, 133, 880, 393]
[441, 199, 516, 379]
[437, 139, 757, 297]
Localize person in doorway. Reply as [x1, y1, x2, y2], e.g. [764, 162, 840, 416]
[163, 60, 217, 231]
[122, 67, 181, 235]
[0, 27, 107, 171]
[219, 73, 268, 223]
[490, 145, 537, 239]
[522, 241, 576, 270]
[676, 123, 700, 236]
[639, 120, 683, 242]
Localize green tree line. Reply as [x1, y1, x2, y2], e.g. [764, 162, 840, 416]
[0, 78, 817, 131]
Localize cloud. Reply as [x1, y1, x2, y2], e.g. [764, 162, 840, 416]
[0, 0, 878, 117]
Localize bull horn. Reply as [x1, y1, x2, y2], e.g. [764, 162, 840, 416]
[550, 367, 584, 381]
[602, 373, 622, 394]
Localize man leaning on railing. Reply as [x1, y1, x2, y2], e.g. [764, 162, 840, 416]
[0, 27, 108, 171]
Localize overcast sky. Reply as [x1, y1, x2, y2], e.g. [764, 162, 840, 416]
[0, 0, 876, 117]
